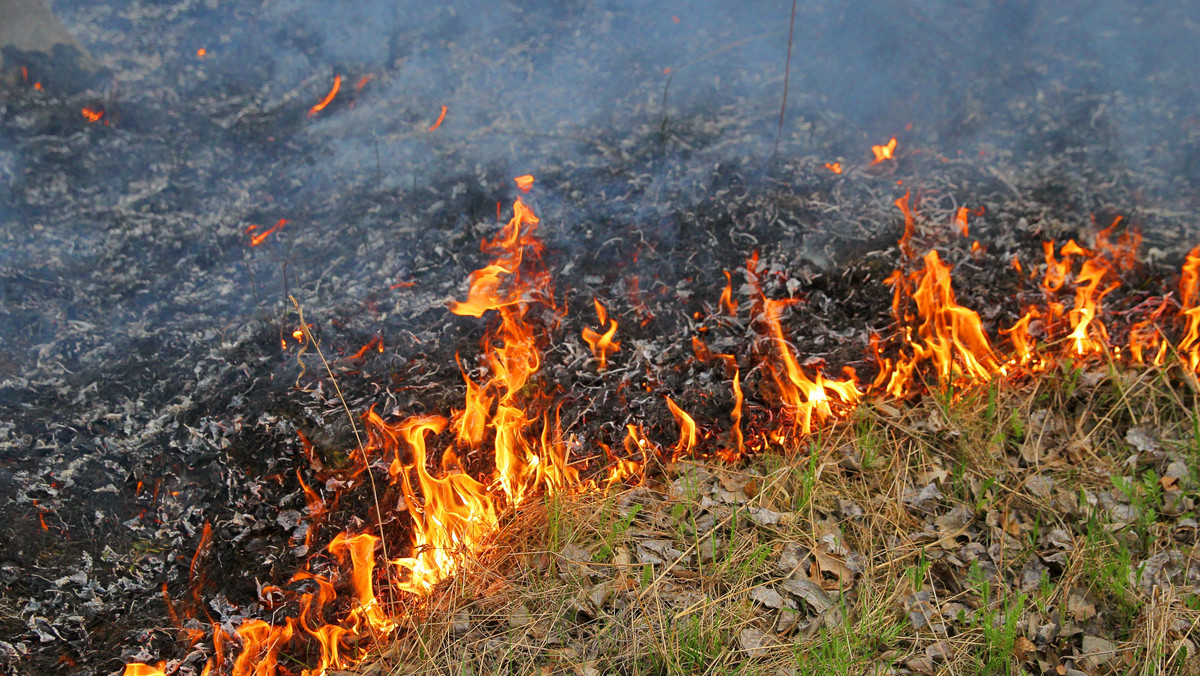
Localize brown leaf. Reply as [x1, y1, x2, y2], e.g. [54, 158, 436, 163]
[1014, 635, 1036, 661]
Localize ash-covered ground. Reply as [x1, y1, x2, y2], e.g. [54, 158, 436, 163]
[1, 1, 1198, 673]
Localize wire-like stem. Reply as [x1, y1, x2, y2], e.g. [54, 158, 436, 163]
[773, 0, 800, 159]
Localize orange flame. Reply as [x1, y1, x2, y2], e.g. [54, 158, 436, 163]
[122, 663, 167, 676]
[582, 298, 620, 370]
[308, 75, 342, 117]
[955, 206, 969, 237]
[664, 396, 697, 460]
[514, 174, 535, 193]
[895, 191, 916, 259]
[719, 270, 738, 315]
[758, 296, 860, 435]
[231, 619, 294, 676]
[878, 250, 1003, 397]
[250, 219, 287, 247]
[81, 107, 104, 123]
[1064, 258, 1116, 357]
[427, 105, 448, 132]
[824, 162, 842, 174]
[871, 137, 897, 163]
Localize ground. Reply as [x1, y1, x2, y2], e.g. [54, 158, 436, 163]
[0, 1, 1199, 674]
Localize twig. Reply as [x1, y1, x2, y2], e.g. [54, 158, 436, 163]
[772, 0, 799, 159]
[289, 295, 389, 565]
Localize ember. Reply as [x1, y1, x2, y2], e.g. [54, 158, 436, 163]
[308, 75, 341, 117]
[870, 136, 897, 163]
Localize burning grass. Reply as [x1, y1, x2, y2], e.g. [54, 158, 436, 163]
[123, 184, 1200, 676]
[352, 360, 1200, 675]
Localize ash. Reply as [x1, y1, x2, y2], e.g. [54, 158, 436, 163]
[0, 0, 1197, 673]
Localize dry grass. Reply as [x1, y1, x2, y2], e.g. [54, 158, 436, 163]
[350, 361, 1200, 675]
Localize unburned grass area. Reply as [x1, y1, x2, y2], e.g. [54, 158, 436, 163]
[358, 362, 1200, 675]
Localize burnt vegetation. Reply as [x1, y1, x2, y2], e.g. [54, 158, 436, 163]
[1, 1, 1200, 675]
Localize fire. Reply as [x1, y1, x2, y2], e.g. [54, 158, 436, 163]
[249, 219, 287, 247]
[757, 294, 860, 435]
[427, 105, 448, 132]
[665, 396, 697, 460]
[877, 250, 1003, 397]
[719, 270, 738, 315]
[871, 136, 897, 163]
[130, 169, 1200, 676]
[308, 75, 342, 117]
[895, 191, 916, 259]
[1064, 258, 1115, 357]
[81, 107, 104, 123]
[514, 174, 535, 193]
[122, 663, 166, 676]
[231, 619, 293, 676]
[955, 206, 969, 237]
[581, 298, 620, 370]
[197, 48, 207, 58]
[824, 162, 842, 174]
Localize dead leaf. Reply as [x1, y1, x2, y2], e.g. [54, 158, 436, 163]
[1125, 425, 1160, 453]
[1013, 635, 1035, 661]
[746, 506, 795, 527]
[737, 625, 776, 658]
[749, 586, 789, 610]
[779, 579, 833, 613]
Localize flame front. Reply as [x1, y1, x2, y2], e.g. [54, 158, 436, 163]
[130, 176, 1200, 676]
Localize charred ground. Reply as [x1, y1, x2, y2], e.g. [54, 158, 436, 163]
[1, 1, 1199, 674]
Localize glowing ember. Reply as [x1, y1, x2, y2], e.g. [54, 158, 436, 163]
[308, 75, 342, 117]
[824, 162, 842, 174]
[81, 107, 104, 123]
[871, 136, 897, 163]
[582, 298, 620, 370]
[427, 104, 448, 131]
[196, 48, 206, 58]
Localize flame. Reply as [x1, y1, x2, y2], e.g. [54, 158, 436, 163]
[514, 174, 535, 193]
[197, 48, 207, 58]
[871, 137, 897, 163]
[308, 75, 342, 117]
[664, 396, 697, 460]
[1128, 299, 1169, 366]
[1181, 247, 1200, 310]
[719, 270, 738, 315]
[131, 171, 1200, 676]
[122, 663, 167, 676]
[231, 619, 294, 676]
[427, 105, 448, 132]
[1000, 307, 1041, 367]
[955, 206, 969, 237]
[758, 296, 860, 435]
[878, 250, 1003, 397]
[81, 107, 104, 123]
[250, 219, 287, 247]
[582, 298, 620, 370]
[327, 533, 395, 634]
[895, 191, 916, 259]
[824, 162, 842, 174]
[1065, 258, 1116, 357]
